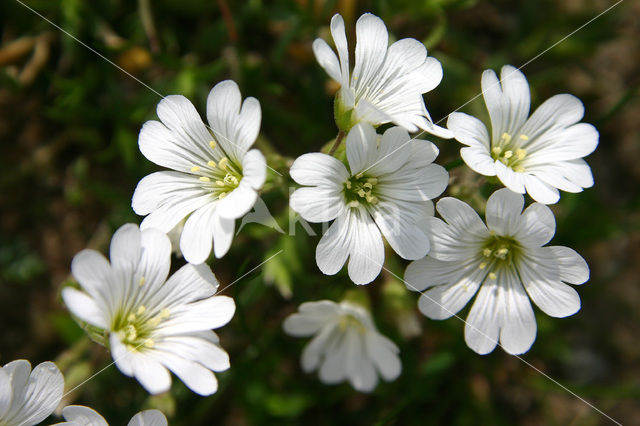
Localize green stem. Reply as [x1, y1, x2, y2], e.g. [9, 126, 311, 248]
[328, 131, 346, 156]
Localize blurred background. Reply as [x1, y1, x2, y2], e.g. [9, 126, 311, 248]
[0, 0, 638, 424]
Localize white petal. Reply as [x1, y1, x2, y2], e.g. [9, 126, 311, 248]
[418, 262, 484, 320]
[542, 246, 590, 284]
[241, 149, 267, 190]
[9, 361, 64, 426]
[499, 65, 530, 133]
[61, 405, 108, 426]
[524, 123, 598, 165]
[404, 257, 466, 292]
[62, 287, 107, 329]
[290, 153, 349, 187]
[139, 228, 172, 290]
[160, 296, 235, 334]
[290, 187, 345, 223]
[352, 13, 388, 94]
[127, 409, 168, 426]
[460, 147, 497, 176]
[415, 55, 443, 93]
[152, 262, 218, 309]
[212, 214, 236, 258]
[485, 188, 525, 236]
[301, 323, 336, 372]
[371, 199, 430, 260]
[158, 353, 218, 396]
[523, 174, 560, 204]
[216, 181, 258, 220]
[155, 332, 229, 372]
[346, 331, 377, 392]
[346, 207, 385, 285]
[367, 126, 412, 176]
[464, 279, 500, 355]
[519, 94, 584, 140]
[312, 39, 342, 83]
[180, 203, 218, 264]
[315, 213, 351, 276]
[132, 171, 211, 217]
[436, 197, 488, 235]
[495, 161, 526, 194]
[131, 354, 172, 395]
[109, 223, 141, 275]
[329, 14, 350, 87]
[498, 270, 537, 355]
[71, 249, 113, 305]
[346, 123, 378, 175]
[515, 202, 556, 247]
[206, 80, 261, 163]
[377, 164, 448, 202]
[0, 369, 10, 419]
[365, 332, 401, 381]
[518, 258, 581, 318]
[318, 328, 349, 384]
[110, 335, 135, 376]
[447, 112, 490, 150]
[283, 301, 340, 337]
[139, 189, 213, 234]
[426, 217, 482, 262]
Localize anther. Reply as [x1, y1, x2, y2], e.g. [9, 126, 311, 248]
[519, 134, 529, 140]
[138, 276, 145, 286]
[136, 305, 146, 315]
[515, 148, 526, 160]
[200, 177, 211, 182]
[347, 201, 359, 208]
[488, 272, 497, 280]
[218, 192, 227, 199]
[501, 132, 511, 143]
[355, 173, 363, 179]
[345, 181, 352, 189]
[483, 248, 492, 257]
[209, 140, 217, 149]
[218, 157, 229, 170]
[479, 262, 487, 270]
[363, 182, 373, 189]
[491, 147, 502, 156]
[207, 160, 216, 167]
[495, 247, 509, 259]
[503, 150, 513, 159]
[144, 339, 155, 348]
[127, 313, 136, 322]
[190, 166, 201, 172]
[357, 189, 366, 198]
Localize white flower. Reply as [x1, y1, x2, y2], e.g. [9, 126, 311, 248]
[54, 405, 167, 426]
[62, 224, 235, 396]
[132, 80, 267, 264]
[313, 13, 452, 138]
[0, 359, 63, 426]
[448, 65, 598, 204]
[290, 123, 448, 284]
[283, 300, 401, 392]
[405, 188, 590, 355]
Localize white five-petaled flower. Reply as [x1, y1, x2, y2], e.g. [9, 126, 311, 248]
[313, 13, 452, 138]
[290, 123, 448, 284]
[62, 224, 235, 396]
[0, 359, 63, 426]
[283, 300, 401, 393]
[132, 80, 267, 264]
[448, 65, 598, 204]
[54, 405, 167, 426]
[405, 188, 590, 355]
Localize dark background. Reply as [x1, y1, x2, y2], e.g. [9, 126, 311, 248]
[0, 0, 638, 424]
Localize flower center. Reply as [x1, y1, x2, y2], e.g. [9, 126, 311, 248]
[338, 314, 366, 334]
[477, 234, 521, 279]
[343, 173, 378, 208]
[490, 132, 529, 173]
[188, 140, 243, 200]
[112, 300, 171, 352]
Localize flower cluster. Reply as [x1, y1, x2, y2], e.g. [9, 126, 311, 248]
[7, 10, 600, 425]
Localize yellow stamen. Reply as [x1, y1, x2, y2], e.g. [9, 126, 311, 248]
[357, 189, 366, 198]
[513, 165, 525, 173]
[488, 272, 497, 280]
[479, 262, 487, 270]
[367, 178, 378, 184]
[501, 132, 511, 143]
[345, 181, 352, 189]
[136, 305, 146, 315]
[138, 276, 145, 286]
[216, 180, 225, 186]
[144, 339, 155, 348]
[363, 182, 373, 189]
[515, 148, 526, 160]
[495, 247, 509, 259]
[347, 200, 359, 208]
[159, 308, 171, 319]
[127, 313, 136, 322]
[200, 176, 211, 182]
[483, 248, 492, 257]
[209, 140, 217, 149]
[190, 166, 201, 172]
[519, 134, 529, 140]
[218, 157, 229, 170]
[503, 150, 513, 159]
[218, 192, 227, 199]
[207, 160, 216, 167]
[355, 173, 363, 179]
[491, 147, 502, 155]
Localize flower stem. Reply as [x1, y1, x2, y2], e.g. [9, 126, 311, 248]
[328, 131, 346, 156]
